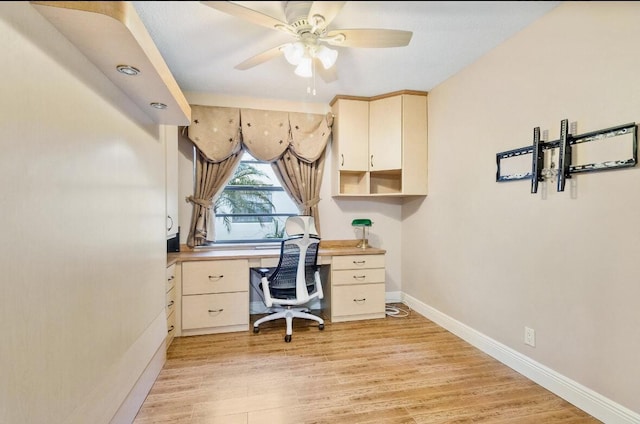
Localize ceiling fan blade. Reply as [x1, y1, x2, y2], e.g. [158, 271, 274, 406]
[201, 1, 290, 32]
[307, 1, 346, 29]
[235, 44, 288, 70]
[325, 29, 413, 48]
[315, 60, 338, 83]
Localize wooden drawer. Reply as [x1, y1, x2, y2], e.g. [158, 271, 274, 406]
[182, 259, 249, 295]
[332, 283, 386, 317]
[182, 292, 249, 330]
[166, 286, 176, 316]
[332, 254, 385, 270]
[166, 309, 176, 345]
[166, 263, 177, 293]
[332, 268, 385, 286]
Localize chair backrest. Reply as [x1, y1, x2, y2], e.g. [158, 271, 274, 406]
[267, 234, 320, 303]
[285, 215, 318, 237]
[266, 216, 320, 303]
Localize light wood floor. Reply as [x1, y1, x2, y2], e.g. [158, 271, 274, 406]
[134, 304, 601, 424]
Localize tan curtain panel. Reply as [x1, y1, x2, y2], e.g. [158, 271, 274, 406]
[186, 149, 243, 247]
[288, 112, 333, 163]
[272, 148, 326, 235]
[188, 105, 242, 162]
[239, 108, 290, 162]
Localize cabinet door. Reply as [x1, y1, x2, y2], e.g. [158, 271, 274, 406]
[369, 95, 402, 171]
[332, 99, 369, 171]
[163, 125, 179, 238]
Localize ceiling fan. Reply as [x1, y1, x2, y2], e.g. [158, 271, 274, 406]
[200, 1, 413, 82]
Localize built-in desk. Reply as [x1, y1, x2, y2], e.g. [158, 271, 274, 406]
[167, 240, 386, 337]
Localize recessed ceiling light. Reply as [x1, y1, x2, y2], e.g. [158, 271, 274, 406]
[116, 65, 140, 76]
[150, 102, 167, 110]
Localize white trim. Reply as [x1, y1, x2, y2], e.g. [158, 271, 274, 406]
[65, 311, 167, 424]
[110, 340, 166, 424]
[402, 293, 640, 424]
[385, 291, 402, 303]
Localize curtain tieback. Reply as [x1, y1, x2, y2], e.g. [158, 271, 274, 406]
[186, 195, 213, 208]
[301, 197, 320, 208]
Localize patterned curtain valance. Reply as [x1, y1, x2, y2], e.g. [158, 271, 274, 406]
[187, 105, 333, 163]
[240, 108, 290, 162]
[289, 111, 333, 163]
[188, 105, 242, 162]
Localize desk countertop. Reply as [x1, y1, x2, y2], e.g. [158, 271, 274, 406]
[167, 240, 385, 267]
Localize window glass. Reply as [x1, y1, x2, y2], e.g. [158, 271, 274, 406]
[213, 151, 298, 243]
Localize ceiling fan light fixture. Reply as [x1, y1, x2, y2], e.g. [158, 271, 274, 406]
[294, 57, 313, 78]
[283, 41, 306, 65]
[315, 44, 338, 69]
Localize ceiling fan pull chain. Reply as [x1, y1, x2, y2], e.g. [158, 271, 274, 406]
[312, 59, 317, 96]
[306, 58, 317, 96]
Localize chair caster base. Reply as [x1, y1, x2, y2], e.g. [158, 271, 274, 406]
[284, 335, 292, 343]
[253, 327, 259, 334]
[319, 323, 324, 330]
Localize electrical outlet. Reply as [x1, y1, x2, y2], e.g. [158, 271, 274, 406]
[524, 327, 536, 347]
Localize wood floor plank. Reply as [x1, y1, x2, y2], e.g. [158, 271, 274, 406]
[134, 305, 601, 424]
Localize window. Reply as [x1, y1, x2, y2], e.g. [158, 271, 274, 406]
[212, 151, 298, 244]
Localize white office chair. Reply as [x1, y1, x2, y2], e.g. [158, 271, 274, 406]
[253, 216, 324, 342]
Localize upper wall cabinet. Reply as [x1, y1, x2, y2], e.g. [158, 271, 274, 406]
[330, 91, 428, 197]
[330, 98, 370, 195]
[30, 1, 191, 126]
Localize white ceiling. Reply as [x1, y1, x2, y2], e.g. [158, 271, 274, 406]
[132, 1, 561, 104]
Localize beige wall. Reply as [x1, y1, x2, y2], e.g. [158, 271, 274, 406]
[177, 92, 404, 294]
[12, 1, 638, 421]
[1, 3, 167, 423]
[403, 1, 640, 415]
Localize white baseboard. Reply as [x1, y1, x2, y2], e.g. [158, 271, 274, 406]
[64, 311, 167, 424]
[110, 340, 166, 424]
[385, 291, 402, 303]
[401, 293, 640, 424]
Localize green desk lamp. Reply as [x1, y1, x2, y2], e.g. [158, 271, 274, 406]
[352, 219, 373, 249]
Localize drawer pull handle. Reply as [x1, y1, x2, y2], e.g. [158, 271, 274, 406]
[353, 298, 366, 303]
[167, 300, 174, 308]
[208, 275, 224, 280]
[208, 309, 224, 314]
[167, 325, 174, 333]
[353, 260, 366, 265]
[167, 276, 175, 281]
[353, 275, 366, 280]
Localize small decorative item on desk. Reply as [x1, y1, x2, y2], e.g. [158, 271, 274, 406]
[352, 219, 372, 249]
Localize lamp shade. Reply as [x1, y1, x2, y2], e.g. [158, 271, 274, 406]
[294, 57, 313, 78]
[283, 41, 305, 65]
[315, 45, 338, 69]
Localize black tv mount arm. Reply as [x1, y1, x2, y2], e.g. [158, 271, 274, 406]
[497, 120, 637, 194]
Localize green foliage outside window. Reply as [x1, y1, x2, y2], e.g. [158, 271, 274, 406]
[214, 161, 275, 233]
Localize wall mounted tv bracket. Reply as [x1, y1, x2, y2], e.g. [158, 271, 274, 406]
[496, 120, 637, 193]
